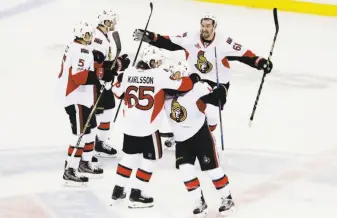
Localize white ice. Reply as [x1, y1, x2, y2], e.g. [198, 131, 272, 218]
[0, 0, 336, 217]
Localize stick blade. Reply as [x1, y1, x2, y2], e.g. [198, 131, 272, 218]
[111, 31, 122, 54]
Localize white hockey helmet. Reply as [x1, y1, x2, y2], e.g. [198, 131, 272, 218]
[73, 21, 94, 42]
[169, 60, 189, 80]
[201, 12, 217, 28]
[97, 9, 118, 29]
[141, 46, 165, 68]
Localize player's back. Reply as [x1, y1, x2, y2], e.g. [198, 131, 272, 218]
[120, 65, 193, 137]
[56, 41, 94, 108]
[164, 81, 211, 141]
[121, 67, 166, 137]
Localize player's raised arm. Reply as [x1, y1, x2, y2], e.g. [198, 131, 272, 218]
[224, 37, 273, 74]
[133, 29, 186, 51]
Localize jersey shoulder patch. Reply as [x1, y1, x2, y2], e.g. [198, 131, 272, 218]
[226, 37, 233, 44]
[81, 48, 89, 54]
[94, 38, 103, 44]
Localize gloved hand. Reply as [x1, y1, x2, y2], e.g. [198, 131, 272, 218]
[212, 85, 227, 105]
[133, 29, 156, 43]
[189, 73, 201, 84]
[199, 84, 228, 109]
[117, 72, 124, 83]
[255, 57, 273, 74]
[96, 67, 116, 83]
[116, 54, 130, 71]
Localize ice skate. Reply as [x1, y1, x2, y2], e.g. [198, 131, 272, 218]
[95, 136, 117, 157]
[78, 160, 104, 178]
[193, 192, 208, 218]
[63, 167, 88, 187]
[110, 185, 127, 205]
[128, 188, 154, 208]
[219, 194, 235, 217]
[91, 156, 99, 163]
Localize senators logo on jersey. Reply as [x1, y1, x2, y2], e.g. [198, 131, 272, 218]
[170, 98, 187, 123]
[194, 50, 213, 74]
[169, 71, 182, 81]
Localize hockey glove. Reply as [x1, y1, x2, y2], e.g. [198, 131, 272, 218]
[199, 84, 228, 109]
[255, 57, 273, 74]
[117, 72, 124, 83]
[96, 67, 116, 83]
[189, 73, 201, 85]
[92, 50, 105, 64]
[116, 54, 130, 71]
[95, 61, 118, 82]
[133, 29, 156, 43]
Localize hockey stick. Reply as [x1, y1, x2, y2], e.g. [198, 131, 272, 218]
[66, 31, 122, 169]
[113, 2, 154, 123]
[249, 8, 279, 127]
[214, 47, 225, 151]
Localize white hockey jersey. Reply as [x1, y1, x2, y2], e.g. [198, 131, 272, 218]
[91, 28, 117, 61]
[164, 81, 212, 142]
[166, 31, 256, 85]
[90, 28, 118, 90]
[55, 41, 95, 108]
[115, 66, 194, 137]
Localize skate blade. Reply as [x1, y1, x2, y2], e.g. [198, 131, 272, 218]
[194, 209, 208, 218]
[78, 172, 104, 179]
[62, 180, 88, 187]
[94, 152, 117, 158]
[128, 201, 154, 209]
[219, 206, 235, 217]
[110, 198, 125, 206]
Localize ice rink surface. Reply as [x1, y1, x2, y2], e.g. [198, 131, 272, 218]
[0, 0, 336, 217]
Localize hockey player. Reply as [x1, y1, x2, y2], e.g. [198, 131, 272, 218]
[91, 9, 130, 158]
[164, 60, 234, 217]
[55, 21, 116, 184]
[133, 13, 273, 147]
[110, 46, 200, 208]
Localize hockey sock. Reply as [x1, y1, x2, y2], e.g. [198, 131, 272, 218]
[179, 164, 202, 200]
[97, 109, 114, 142]
[115, 154, 140, 187]
[134, 158, 155, 191]
[82, 128, 96, 162]
[207, 167, 230, 197]
[66, 135, 85, 169]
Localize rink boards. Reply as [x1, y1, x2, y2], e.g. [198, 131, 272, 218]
[195, 0, 337, 16]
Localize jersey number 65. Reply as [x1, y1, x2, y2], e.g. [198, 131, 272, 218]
[125, 86, 155, 111]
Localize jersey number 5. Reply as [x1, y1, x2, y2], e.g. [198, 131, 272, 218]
[125, 86, 155, 111]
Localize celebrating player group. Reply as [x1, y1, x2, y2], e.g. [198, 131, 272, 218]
[55, 7, 273, 218]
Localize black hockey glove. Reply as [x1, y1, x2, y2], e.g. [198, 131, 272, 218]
[255, 57, 273, 74]
[189, 73, 201, 85]
[92, 50, 105, 64]
[117, 72, 124, 83]
[96, 67, 116, 83]
[199, 84, 228, 110]
[96, 61, 118, 82]
[116, 54, 130, 71]
[133, 29, 156, 43]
